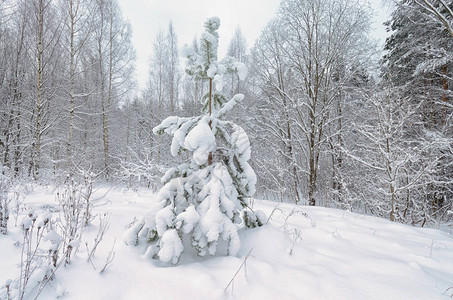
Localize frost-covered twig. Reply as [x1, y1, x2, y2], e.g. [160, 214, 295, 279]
[81, 173, 94, 227]
[266, 203, 280, 224]
[86, 213, 111, 261]
[444, 286, 453, 297]
[33, 257, 64, 300]
[12, 188, 26, 227]
[89, 186, 113, 209]
[430, 240, 436, 258]
[3, 279, 11, 300]
[224, 248, 253, 294]
[100, 239, 116, 274]
[275, 208, 315, 255]
[124, 216, 137, 229]
[85, 243, 97, 271]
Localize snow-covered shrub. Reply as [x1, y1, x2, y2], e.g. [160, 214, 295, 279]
[57, 173, 94, 265]
[126, 17, 262, 264]
[80, 171, 95, 227]
[0, 176, 110, 299]
[115, 149, 161, 190]
[0, 210, 62, 300]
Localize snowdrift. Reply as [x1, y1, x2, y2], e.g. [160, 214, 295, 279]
[1, 187, 452, 299]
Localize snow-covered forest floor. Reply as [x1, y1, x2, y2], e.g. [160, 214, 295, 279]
[1, 186, 453, 299]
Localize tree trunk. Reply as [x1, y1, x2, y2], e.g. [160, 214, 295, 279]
[390, 182, 395, 222]
[104, 3, 115, 178]
[208, 77, 213, 166]
[332, 92, 344, 204]
[68, 0, 75, 160]
[308, 106, 317, 206]
[441, 64, 448, 125]
[98, 7, 109, 177]
[31, 0, 45, 179]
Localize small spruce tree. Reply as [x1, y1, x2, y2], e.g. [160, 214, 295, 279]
[125, 17, 264, 264]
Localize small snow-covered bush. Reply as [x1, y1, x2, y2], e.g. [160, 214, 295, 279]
[57, 173, 95, 265]
[0, 175, 111, 299]
[125, 17, 263, 264]
[0, 210, 62, 300]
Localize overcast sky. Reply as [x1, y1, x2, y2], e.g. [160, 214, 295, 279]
[117, 0, 393, 90]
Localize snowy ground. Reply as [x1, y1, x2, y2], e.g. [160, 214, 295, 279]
[1, 186, 453, 299]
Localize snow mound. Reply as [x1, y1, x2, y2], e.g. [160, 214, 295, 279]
[184, 117, 216, 165]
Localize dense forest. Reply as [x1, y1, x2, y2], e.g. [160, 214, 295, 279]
[0, 0, 452, 228]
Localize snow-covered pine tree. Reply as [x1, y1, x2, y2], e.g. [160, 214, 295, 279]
[125, 17, 264, 265]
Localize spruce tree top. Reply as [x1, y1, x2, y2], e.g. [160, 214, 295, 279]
[181, 17, 247, 114]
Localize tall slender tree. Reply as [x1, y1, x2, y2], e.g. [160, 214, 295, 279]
[61, 0, 93, 164]
[166, 22, 179, 113]
[380, 0, 453, 223]
[249, 0, 374, 205]
[29, 0, 64, 179]
[93, 0, 135, 177]
[226, 27, 247, 96]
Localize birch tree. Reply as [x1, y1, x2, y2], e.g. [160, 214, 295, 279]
[0, 0, 29, 176]
[60, 0, 93, 163]
[249, 0, 374, 205]
[226, 27, 247, 96]
[381, 0, 453, 223]
[166, 22, 179, 113]
[29, 0, 64, 179]
[93, 0, 135, 177]
[249, 20, 303, 203]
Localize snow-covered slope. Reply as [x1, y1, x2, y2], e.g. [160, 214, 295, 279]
[1, 187, 453, 299]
